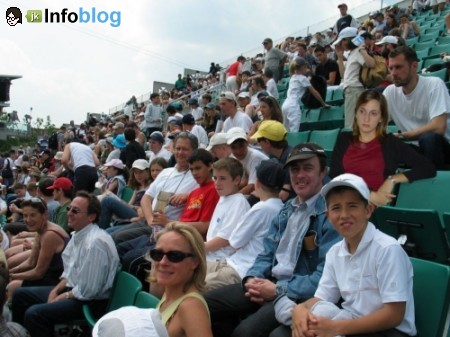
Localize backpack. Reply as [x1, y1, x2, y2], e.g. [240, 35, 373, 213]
[359, 53, 388, 88]
[48, 132, 58, 150]
[301, 75, 327, 109]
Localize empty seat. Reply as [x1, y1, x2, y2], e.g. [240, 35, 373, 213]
[423, 57, 444, 68]
[422, 67, 447, 81]
[319, 106, 344, 121]
[286, 131, 310, 147]
[418, 30, 440, 42]
[428, 43, 450, 58]
[301, 108, 321, 123]
[415, 48, 430, 60]
[414, 40, 436, 51]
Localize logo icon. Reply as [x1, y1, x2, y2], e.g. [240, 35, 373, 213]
[6, 7, 22, 26]
[25, 10, 42, 23]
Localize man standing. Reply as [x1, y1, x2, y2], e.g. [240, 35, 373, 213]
[12, 192, 120, 337]
[333, 3, 358, 35]
[204, 143, 341, 337]
[383, 46, 450, 169]
[263, 38, 287, 82]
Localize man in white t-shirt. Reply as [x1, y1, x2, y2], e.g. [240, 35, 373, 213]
[227, 127, 269, 196]
[220, 92, 253, 134]
[383, 46, 450, 169]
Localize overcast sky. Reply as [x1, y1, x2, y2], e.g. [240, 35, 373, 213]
[1, 0, 396, 127]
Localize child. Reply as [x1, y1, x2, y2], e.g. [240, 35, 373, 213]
[275, 173, 416, 337]
[205, 159, 285, 290]
[281, 57, 329, 132]
[205, 158, 250, 261]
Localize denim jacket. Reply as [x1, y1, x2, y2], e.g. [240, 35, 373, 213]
[245, 194, 342, 302]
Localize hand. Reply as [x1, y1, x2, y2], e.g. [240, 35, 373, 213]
[244, 278, 276, 303]
[151, 212, 169, 226]
[370, 190, 395, 207]
[323, 103, 331, 108]
[308, 317, 338, 337]
[334, 44, 344, 58]
[169, 194, 188, 207]
[23, 239, 33, 250]
[50, 292, 69, 303]
[292, 304, 317, 337]
[47, 288, 60, 303]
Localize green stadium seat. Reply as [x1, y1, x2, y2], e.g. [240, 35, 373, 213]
[410, 258, 450, 337]
[414, 40, 436, 51]
[406, 36, 419, 46]
[419, 21, 433, 30]
[83, 271, 142, 327]
[428, 43, 450, 58]
[134, 291, 160, 309]
[277, 77, 290, 92]
[386, 124, 399, 134]
[302, 108, 321, 122]
[309, 128, 340, 165]
[444, 213, 450, 244]
[415, 48, 430, 60]
[325, 89, 334, 102]
[423, 57, 444, 69]
[286, 131, 310, 147]
[327, 87, 344, 105]
[425, 26, 444, 35]
[418, 30, 440, 42]
[416, 60, 424, 72]
[422, 67, 447, 81]
[438, 35, 450, 45]
[319, 105, 344, 121]
[120, 186, 134, 203]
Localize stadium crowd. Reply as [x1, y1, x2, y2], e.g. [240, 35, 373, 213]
[0, 1, 450, 336]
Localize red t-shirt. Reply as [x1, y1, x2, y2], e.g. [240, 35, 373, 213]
[228, 61, 241, 77]
[180, 181, 219, 222]
[343, 138, 385, 191]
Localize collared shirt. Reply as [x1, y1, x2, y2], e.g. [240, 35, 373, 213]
[61, 224, 119, 300]
[272, 193, 320, 279]
[0, 317, 29, 337]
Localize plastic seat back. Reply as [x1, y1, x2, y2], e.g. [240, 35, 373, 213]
[287, 131, 310, 147]
[411, 258, 450, 337]
[134, 291, 160, 309]
[414, 40, 436, 51]
[108, 271, 143, 312]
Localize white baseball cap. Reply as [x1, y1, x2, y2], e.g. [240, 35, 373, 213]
[375, 35, 399, 45]
[226, 127, 248, 145]
[206, 133, 228, 151]
[332, 27, 358, 46]
[321, 173, 370, 201]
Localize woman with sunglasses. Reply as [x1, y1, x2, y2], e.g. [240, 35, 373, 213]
[7, 198, 70, 299]
[329, 89, 436, 207]
[148, 222, 212, 337]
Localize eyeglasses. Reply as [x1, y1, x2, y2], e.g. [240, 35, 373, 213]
[67, 206, 89, 215]
[149, 249, 194, 263]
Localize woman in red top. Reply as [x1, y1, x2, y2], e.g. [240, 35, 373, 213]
[330, 89, 435, 206]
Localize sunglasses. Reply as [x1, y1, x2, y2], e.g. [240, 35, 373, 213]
[149, 249, 194, 263]
[67, 206, 88, 215]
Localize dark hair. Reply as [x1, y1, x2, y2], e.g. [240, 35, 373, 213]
[202, 93, 212, 103]
[389, 45, 419, 63]
[75, 191, 101, 223]
[261, 138, 288, 149]
[259, 96, 284, 123]
[314, 45, 326, 53]
[237, 56, 246, 62]
[6, 7, 22, 23]
[188, 149, 214, 166]
[150, 93, 160, 100]
[150, 157, 169, 170]
[242, 70, 251, 76]
[21, 197, 48, 214]
[352, 89, 388, 142]
[124, 127, 136, 141]
[13, 183, 26, 191]
[325, 185, 368, 206]
[253, 77, 266, 89]
[0, 265, 8, 314]
[263, 68, 274, 79]
[38, 178, 55, 197]
[213, 157, 244, 180]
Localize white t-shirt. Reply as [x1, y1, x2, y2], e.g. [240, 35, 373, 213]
[227, 198, 284, 278]
[223, 111, 253, 134]
[145, 167, 198, 220]
[191, 107, 204, 121]
[190, 125, 209, 148]
[285, 74, 310, 105]
[383, 76, 450, 143]
[146, 147, 172, 163]
[342, 48, 365, 89]
[315, 223, 416, 336]
[266, 78, 279, 99]
[69, 142, 96, 170]
[206, 193, 250, 261]
[231, 148, 269, 185]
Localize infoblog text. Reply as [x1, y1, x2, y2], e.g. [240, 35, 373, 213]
[6, 7, 121, 27]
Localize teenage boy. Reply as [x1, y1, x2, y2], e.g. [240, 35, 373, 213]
[144, 93, 163, 136]
[205, 157, 250, 262]
[205, 160, 285, 290]
[275, 173, 416, 337]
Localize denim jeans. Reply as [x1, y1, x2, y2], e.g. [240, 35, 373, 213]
[98, 195, 137, 229]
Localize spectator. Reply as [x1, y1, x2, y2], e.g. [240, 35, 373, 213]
[330, 89, 436, 206]
[334, 27, 375, 128]
[383, 13, 399, 36]
[144, 93, 164, 136]
[149, 223, 212, 337]
[282, 58, 329, 132]
[248, 96, 284, 140]
[203, 103, 220, 136]
[147, 131, 172, 162]
[12, 191, 120, 337]
[100, 159, 127, 199]
[278, 174, 416, 337]
[174, 74, 186, 90]
[220, 92, 253, 134]
[61, 140, 99, 193]
[47, 177, 73, 233]
[204, 143, 341, 337]
[383, 46, 450, 169]
[314, 45, 341, 86]
[226, 127, 268, 196]
[206, 133, 231, 160]
[225, 56, 246, 93]
[205, 159, 284, 290]
[399, 14, 420, 39]
[120, 127, 146, 170]
[262, 68, 279, 99]
[333, 3, 358, 35]
[372, 12, 386, 35]
[263, 38, 287, 82]
[182, 114, 209, 148]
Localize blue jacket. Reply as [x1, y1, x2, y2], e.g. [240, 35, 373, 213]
[245, 194, 341, 302]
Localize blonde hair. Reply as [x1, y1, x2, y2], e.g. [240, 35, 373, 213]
[147, 222, 207, 292]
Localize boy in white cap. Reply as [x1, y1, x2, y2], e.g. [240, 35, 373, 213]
[275, 173, 416, 337]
